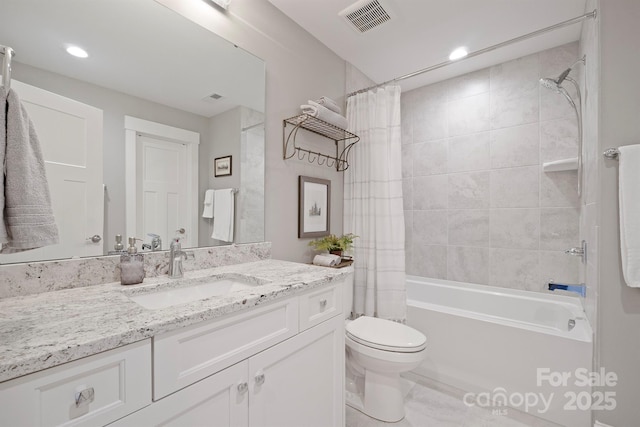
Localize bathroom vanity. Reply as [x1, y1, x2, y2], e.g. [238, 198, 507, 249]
[0, 258, 350, 427]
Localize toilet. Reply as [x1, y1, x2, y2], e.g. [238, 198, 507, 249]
[343, 274, 427, 422]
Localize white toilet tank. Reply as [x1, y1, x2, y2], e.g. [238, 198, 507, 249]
[343, 272, 354, 320]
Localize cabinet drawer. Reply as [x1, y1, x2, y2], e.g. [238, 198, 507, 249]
[299, 281, 343, 331]
[154, 297, 298, 399]
[0, 340, 151, 427]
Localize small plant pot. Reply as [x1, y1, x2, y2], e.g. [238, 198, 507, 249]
[329, 250, 343, 257]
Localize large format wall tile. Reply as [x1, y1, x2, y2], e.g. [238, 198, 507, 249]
[448, 209, 490, 246]
[490, 248, 540, 291]
[413, 140, 448, 175]
[490, 123, 539, 169]
[490, 166, 540, 208]
[413, 175, 448, 209]
[448, 171, 490, 209]
[401, 43, 581, 294]
[447, 246, 490, 284]
[490, 208, 540, 250]
[448, 132, 490, 173]
[448, 93, 490, 136]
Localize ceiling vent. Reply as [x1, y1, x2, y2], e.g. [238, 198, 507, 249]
[339, 0, 392, 34]
[208, 93, 223, 100]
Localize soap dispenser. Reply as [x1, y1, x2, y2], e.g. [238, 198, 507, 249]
[120, 237, 145, 285]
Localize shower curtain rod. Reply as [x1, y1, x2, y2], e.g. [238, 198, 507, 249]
[347, 9, 597, 98]
[1, 45, 15, 89]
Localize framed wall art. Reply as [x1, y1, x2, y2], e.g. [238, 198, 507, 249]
[214, 156, 232, 177]
[298, 176, 330, 238]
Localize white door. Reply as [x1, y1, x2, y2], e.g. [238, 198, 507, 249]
[0, 80, 103, 264]
[136, 134, 189, 248]
[249, 315, 344, 427]
[125, 116, 198, 248]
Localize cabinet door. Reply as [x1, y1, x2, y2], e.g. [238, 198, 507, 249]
[248, 315, 344, 427]
[111, 360, 248, 427]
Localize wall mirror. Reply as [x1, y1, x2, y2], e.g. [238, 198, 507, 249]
[0, 0, 266, 264]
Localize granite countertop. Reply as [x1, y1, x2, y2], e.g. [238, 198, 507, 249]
[0, 259, 351, 383]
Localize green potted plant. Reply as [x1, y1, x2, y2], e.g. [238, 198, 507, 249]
[308, 233, 358, 257]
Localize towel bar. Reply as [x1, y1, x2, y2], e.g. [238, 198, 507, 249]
[603, 148, 620, 160]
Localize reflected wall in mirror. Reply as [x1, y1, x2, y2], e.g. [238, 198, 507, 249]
[0, 0, 265, 264]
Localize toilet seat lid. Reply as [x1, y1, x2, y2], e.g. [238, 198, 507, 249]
[345, 316, 426, 352]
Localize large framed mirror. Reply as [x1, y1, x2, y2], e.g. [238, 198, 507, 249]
[0, 0, 265, 264]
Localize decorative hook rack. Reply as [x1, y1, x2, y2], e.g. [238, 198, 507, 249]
[283, 114, 359, 172]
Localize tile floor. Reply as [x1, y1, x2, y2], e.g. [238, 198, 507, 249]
[346, 377, 561, 427]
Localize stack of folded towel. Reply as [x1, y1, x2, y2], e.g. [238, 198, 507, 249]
[312, 253, 343, 267]
[301, 96, 348, 130]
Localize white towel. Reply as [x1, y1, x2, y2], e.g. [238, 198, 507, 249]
[1, 88, 59, 253]
[301, 100, 349, 130]
[315, 96, 342, 115]
[202, 189, 214, 218]
[211, 188, 234, 242]
[312, 254, 342, 267]
[619, 145, 640, 287]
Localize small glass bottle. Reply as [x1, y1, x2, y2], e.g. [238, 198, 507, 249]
[120, 237, 145, 285]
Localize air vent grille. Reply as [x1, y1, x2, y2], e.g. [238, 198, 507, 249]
[340, 0, 391, 33]
[208, 93, 223, 100]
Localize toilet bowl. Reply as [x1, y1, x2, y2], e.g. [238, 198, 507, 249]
[342, 274, 427, 422]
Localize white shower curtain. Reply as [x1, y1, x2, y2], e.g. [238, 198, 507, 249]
[344, 85, 406, 322]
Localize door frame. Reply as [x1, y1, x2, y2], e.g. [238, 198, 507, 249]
[124, 116, 199, 246]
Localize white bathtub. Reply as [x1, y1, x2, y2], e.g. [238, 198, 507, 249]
[406, 276, 593, 427]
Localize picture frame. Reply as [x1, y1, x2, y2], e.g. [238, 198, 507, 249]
[214, 155, 232, 177]
[298, 176, 331, 238]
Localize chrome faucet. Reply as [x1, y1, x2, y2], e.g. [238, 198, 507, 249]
[548, 281, 586, 297]
[169, 238, 188, 279]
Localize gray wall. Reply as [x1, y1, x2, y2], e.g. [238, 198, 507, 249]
[597, 0, 640, 424]
[159, 0, 347, 263]
[401, 43, 581, 293]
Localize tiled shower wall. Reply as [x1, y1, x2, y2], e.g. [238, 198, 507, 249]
[402, 42, 582, 292]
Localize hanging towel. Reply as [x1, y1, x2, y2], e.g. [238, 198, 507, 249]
[301, 100, 349, 130]
[1, 88, 59, 253]
[619, 144, 640, 287]
[202, 189, 214, 218]
[314, 96, 342, 115]
[211, 188, 234, 242]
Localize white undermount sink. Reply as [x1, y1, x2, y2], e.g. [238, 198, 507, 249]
[127, 275, 266, 310]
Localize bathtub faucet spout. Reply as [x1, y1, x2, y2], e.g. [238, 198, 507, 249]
[547, 281, 586, 297]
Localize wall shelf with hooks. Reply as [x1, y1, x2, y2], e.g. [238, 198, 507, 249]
[282, 114, 359, 172]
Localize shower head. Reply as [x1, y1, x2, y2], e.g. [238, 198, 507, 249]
[539, 55, 586, 92]
[539, 77, 562, 93]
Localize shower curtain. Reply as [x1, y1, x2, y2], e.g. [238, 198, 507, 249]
[344, 85, 406, 322]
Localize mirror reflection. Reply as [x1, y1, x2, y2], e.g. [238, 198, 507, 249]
[0, 0, 266, 264]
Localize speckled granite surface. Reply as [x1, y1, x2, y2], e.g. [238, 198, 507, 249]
[0, 242, 272, 299]
[0, 259, 351, 383]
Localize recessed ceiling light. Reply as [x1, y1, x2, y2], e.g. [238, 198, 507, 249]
[449, 47, 468, 61]
[66, 45, 89, 58]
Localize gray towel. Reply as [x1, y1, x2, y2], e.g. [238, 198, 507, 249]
[1, 88, 59, 253]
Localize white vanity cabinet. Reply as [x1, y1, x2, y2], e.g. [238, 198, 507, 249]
[113, 315, 344, 427]
[114, 278, 346, 427]
[0, 340, 151, 427]
[0, 277, 347, 427]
